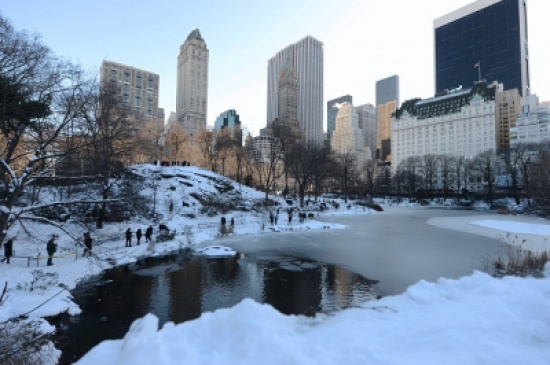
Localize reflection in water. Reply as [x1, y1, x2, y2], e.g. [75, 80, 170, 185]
[59, 250, 377, 364]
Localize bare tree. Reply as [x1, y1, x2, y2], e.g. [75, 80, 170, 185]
[473, 150, 497, 204]
[271, 121, 302, 195]
[287, 142, 328, 207]
[363, 159, 376, 195]
[500, 146, 524, 204]
[422, 154, 439, 192]
[396, 156, 421, 198]
[77, 84, 141, 228]
[526, 142, 550, 213]
[439, 154, 452, 197]
[232, 143, 247, 186]
[310, 145, 333, 201]
[253, 137, 283, 201]
[165, 122, 188, 165]
[333, 152, 358, 204]
[452, 156, 468, 195]
[195, 127, 218, 172]
[215, 128, 235, 176]
[0, 16, 90, 245]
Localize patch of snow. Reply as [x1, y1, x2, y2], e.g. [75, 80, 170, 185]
[194, 245, 237, 257]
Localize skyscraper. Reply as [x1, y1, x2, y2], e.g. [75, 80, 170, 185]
[331, 102, 370, 169]
[271, 60, 303, 143]
[434, 0, 529, 96]
[100, 60, 161, 122]
[376, 75, 399, 161]
[267, 36, 324, 144]
[495, 89, 521, 152]
[327, 95, 352, 145]
[356, 103, 377, 159]
[176, 29, 209, 137]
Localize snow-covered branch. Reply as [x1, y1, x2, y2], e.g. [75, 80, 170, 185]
[15, 199, 122, 216]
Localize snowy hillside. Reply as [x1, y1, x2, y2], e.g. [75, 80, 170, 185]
[128, 164, 269, 220]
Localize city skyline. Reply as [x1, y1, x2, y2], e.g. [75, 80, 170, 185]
[2, 0, 548, 137]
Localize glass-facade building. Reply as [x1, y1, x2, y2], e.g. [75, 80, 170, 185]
[376, 75, 399, 107]
[214, 109, 242, 144]
[376, 75, 399, 161]
[434, 0, 529, 96]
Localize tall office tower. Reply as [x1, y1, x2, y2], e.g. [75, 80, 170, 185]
[327, 95, 352, 145]
[495, 89, 521, 152]
[434, 0, 530, 96]
[214, 109, 243, 143]
[270, 60, 303, 144]
[376, 75, 399, 161]
[267, 36, 324, 144]
[331, 102, 370, 170]
[176, 29, 209, 137]
[100, 60, 161, 122]
[356, 103, 377, 159]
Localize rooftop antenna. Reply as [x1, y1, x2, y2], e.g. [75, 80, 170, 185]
[474, 61, 481, 82]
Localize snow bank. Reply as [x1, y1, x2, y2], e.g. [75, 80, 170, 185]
[76, 267, 550, 365]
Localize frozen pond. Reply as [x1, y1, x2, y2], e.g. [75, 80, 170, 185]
[58, 206, 505, 363]
[221, 206, 505, 295]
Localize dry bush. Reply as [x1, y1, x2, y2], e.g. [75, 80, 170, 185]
[0, 319, 58, 365]
[489, 242, 549, 277]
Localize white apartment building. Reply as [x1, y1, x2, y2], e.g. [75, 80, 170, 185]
[511, 94, 550, 146]
[176, 29, 209, 137]
[392, 81, 503, 175]
[267, 36, 324, 144]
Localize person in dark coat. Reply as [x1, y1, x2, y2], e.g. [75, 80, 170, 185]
[47, 236, 57, 266]
[125, 228, 132, 247]
[83, 232, 93, 257]
[288, 209, 293, 225]
[145, 226, 153, 243]
[136, 228, 142, 245]
[2, 239, 13, 264]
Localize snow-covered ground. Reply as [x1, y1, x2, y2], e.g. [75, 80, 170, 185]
[428, 214, 550, 252]
[76, 267, 550, 365]
[1, 166, 549, 364]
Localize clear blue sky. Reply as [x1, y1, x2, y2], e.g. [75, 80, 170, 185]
[1, 0, 548, 136]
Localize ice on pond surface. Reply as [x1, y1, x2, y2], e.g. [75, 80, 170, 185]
[194, 245, 237, 257]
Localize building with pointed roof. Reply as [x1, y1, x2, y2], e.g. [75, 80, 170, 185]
[176, 29, 209, 137]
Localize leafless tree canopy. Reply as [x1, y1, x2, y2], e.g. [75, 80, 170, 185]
[0, 15, 90, 245]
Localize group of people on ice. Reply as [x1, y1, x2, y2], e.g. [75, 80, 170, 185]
[269, 208, 311, 226]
